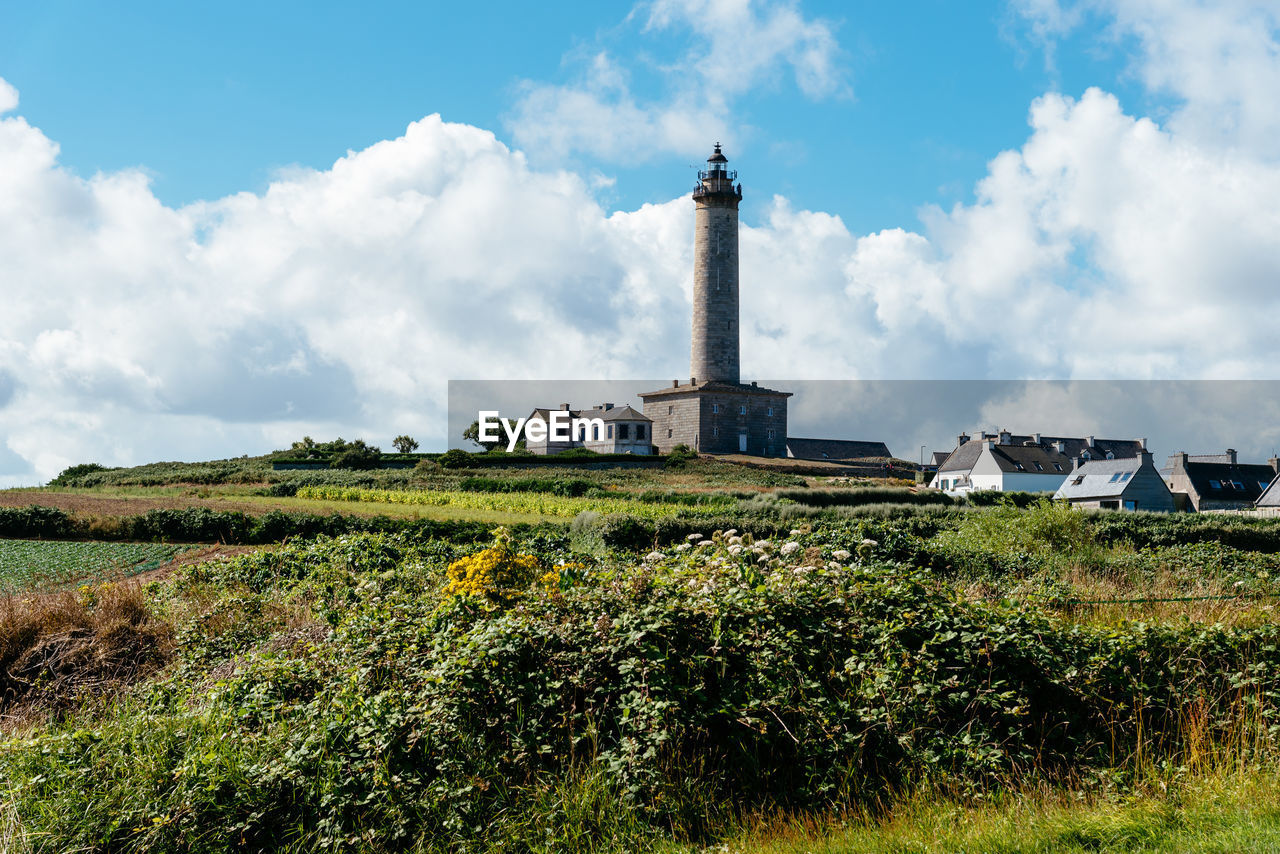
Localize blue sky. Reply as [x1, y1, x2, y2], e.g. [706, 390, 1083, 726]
[2, 1, 1153, 233]
[2, 0, 1280, 480]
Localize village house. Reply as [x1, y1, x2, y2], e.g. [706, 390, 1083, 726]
[930, 430, 1147, 495]
[523, 403, 654, 456]
[1161, 450, 1280, 511]
[1052, 451, 1175, 512]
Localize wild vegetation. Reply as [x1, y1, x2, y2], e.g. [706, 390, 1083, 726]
[3, 458, 1280, 851]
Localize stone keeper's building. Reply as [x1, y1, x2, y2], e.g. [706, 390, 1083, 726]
[640, 145, 791, 456]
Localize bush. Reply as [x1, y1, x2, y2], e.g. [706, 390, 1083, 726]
[0, 506, 75, 539]
[438, 449, 474, 469]
[666, 443, 696, 468]
[330, 440, 382, 470]
[47, 462, 113, 487]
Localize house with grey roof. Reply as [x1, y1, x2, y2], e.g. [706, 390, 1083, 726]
[930, 430, 1147, 495]
[1161, 450, 1280, 511]
[1053, 451, 1175, 512]
[523, 403, 654, 455]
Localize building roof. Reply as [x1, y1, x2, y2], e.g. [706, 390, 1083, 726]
[1258, 474, 1280, 507]
[581, 404, 650, 423]
[528, 404, 652, 425]
[1053, 456, 1148, 501]
[987, 444, 1076, 474]
[936, 433, 1144, 474]
[1173, 461, 1277, 504]
[638, 379, 792, 399]
[786, 438, 892, 461]
[931, 451, 950, 467]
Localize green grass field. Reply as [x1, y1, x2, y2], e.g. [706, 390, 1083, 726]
[0, 539, 191, 593]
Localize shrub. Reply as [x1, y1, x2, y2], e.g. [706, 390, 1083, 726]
[47, 462, 113, 487]
[330, 440, 382, 470]
[666, 443, 696, 468]
[438, 448, 474, 469]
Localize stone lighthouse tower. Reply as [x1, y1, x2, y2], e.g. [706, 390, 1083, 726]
[690, 143, 742, 384]
[640, 144, 791, 456]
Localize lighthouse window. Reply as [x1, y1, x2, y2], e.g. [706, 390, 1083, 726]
[767, 407, 773, 417]
[739, 405, 746, 415]
[711, 403, 720, 414]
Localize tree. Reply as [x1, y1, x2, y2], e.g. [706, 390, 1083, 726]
[393, 435, 419, 454]
[462, 420, 504, 453]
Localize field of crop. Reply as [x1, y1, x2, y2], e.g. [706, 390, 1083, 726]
[295, 483, 735, 518]
[0, 539, 191, 593]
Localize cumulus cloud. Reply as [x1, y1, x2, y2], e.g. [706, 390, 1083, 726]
[508, 0, 847, 162]
[1012, 0, 1280, 156]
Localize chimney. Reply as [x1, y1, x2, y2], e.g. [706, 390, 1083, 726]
[1176, 452, 1189, 469]
[957, 432, 970, 446]
[1072, 456, 1082, 471]
[998, 430, 1011, 445]
[559, 403, 570, 411]
[1269, 457, 1280, 475]
[1136, 437, 1147, 450]
[1136, 449, 1152, 467]
[672, 379, 679, 388]
[603, 403, 614, 411]
[1227, 448, 1238, 465]
[1086, 435, 1096, 447]
[1032, 432, 1041, 444]
[1054, 440, 1066, 454]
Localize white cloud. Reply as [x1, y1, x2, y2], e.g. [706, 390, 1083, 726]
[1012, 0, 1280, 156]
[507, 0, 847, 163]
[0, 78, 17, 114]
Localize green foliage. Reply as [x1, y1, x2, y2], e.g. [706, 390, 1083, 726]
[665, 443, 696, 468]
[329, 439, 383, 470]
[6, 533, 1280, 852]
[47, 462, 114, 487]
[462, 419, 502, 453]
[392, 435, 419, 454]
[438, 448, 474, 469]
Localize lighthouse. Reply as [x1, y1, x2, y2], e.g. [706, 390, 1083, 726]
[690, 143, 742, 384]
[640, 144, 790, 456]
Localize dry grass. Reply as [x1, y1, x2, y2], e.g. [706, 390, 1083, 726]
[0, 582, 172, 730]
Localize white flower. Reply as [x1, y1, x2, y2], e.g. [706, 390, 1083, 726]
[644, 551, 664, 562]
[687, 533, 704, 542]
[789, 529, 802, 537]
[724, 529, 738, 537]
[755, 540, 773, 550]
[860, 538, 879, 547]
[675, 543, 692, 552]
[728, 536, 742, 545]
[832, 550, 852, 561]
[757, 554, 771, 564]
[780, 541, 801, 556]
[698, 540, 714, 547]
[728, 544, 743, 556]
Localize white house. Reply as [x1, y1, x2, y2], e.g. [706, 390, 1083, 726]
[931, 430, 1147, 496]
